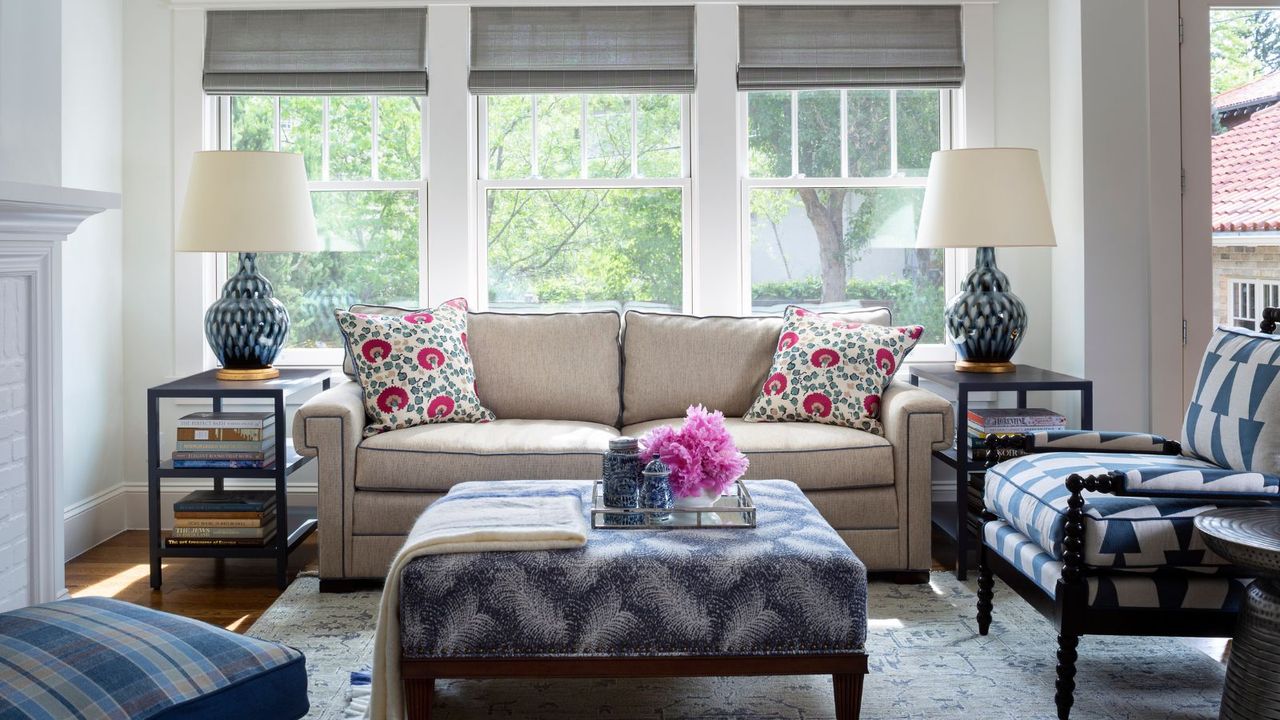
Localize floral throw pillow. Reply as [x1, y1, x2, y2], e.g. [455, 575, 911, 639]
[743, 306, 923, 434]
[336, 299, 494, 436]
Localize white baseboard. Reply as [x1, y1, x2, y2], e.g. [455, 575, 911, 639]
[64, 483, 128, 561]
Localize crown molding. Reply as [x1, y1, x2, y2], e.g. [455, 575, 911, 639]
[0, 182, 121, 240]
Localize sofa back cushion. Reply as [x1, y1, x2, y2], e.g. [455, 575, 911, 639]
[621, 308, 891, 425]
[467, 311, 622, 426]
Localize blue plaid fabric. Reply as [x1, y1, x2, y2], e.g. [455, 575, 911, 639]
[1183, 325, 1280, 475]
[0, 597, 307, 720]
[985, 452, 1269, 569]
[984, 520, 1252, 610]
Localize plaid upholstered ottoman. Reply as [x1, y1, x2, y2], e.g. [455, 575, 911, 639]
[398, 479, 868, 719]
[0, 597, 308, 720]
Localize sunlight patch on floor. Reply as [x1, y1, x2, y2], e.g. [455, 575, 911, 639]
[867, 618, 905, 630]
[225, 614, 253, 632]
[71, 564, 156, 599]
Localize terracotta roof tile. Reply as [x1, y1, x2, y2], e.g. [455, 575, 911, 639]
[1212, 103, 1280, 232]
[1215, 71, 1280, 112]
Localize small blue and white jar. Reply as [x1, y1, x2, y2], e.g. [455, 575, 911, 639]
[602, 436, 644, 525]
[641, 454, 674, 526]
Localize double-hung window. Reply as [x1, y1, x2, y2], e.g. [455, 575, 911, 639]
[218, 95, 427, 361]
[478, 94, 690, 312]
[737, 5, 965, 346]
[742, 89, 953, 341]
[203, 7, 429, 365]
[1229, 278, 1280, 330]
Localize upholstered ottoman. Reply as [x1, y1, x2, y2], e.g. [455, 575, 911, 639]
[398, 479, 868, 719]
[0, 597, 308, 720]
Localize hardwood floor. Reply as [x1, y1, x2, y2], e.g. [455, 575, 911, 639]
[64, 526, 1228, 665]
[64, 529, 319, 632]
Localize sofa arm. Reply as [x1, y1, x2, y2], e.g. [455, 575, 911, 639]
[293, 380, 364, 580]
[881, 380, 953, 571]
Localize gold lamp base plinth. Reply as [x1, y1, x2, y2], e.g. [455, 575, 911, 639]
[954, 359, 1016, 374]
[215, 367, 280, 381]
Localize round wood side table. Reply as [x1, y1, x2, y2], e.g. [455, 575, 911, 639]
[1195, 507, 1280, 720]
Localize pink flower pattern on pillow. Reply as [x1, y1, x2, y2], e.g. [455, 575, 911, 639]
[336, 300, 494, 436]
[744, 306, 923, 434]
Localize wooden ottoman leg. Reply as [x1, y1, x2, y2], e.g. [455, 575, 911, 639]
[405, 677, 434, 720]
[833, 673, 864, 720]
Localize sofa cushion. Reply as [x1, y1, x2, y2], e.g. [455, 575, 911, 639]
[622, 417, 892, 490]
[0, 597, 308, 720]
[984, 451, 1267, 569]
[621, 308, 891, 425]
[743, 306, 922, 434]
[1182, 324, 1280, 475]
[467, 311, 621, 426]
[356, 419, 619, 491]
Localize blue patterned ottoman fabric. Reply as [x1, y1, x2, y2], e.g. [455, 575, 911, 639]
[0, 597, 308, 720]
[399, 480, 867, 658]
[1183, 325, 1280, 475]
[984, 452, 1270, 569]
[984, 520, 1253, 611]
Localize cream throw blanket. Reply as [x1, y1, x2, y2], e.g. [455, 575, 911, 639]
[367, 482, 590, 720]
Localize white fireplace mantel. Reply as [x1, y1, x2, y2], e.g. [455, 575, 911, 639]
[0, 181, 118, 610]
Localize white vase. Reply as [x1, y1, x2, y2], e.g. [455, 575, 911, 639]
[672, 488, 722, 526]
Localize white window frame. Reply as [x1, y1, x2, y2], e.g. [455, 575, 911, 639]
[1229, 278, 1280, 331]
[214, 94, 430, 367]
[738, 88, 961, 362]
[475, 93, 694, 313]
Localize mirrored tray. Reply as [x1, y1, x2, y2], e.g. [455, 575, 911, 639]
[590, 479, 757, 529]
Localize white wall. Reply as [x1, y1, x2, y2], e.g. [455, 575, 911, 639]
[60, 0, 126, 558]
[0, 0, 60, 186]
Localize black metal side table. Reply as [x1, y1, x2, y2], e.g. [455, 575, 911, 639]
[907, 363, 1093, 579]
[1195, 508, 1280, 720]
[147, 368, 331, 590]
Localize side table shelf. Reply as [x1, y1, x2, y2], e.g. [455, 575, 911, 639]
[908, 363, 1093, 580]
[146, 368, 331, 590]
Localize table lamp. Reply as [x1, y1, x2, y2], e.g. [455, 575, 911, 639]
[916, 148, 1056, 373]
[177, 151, 321, 381]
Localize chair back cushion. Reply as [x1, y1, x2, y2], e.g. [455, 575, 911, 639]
[1183, 324, 1280, 474]
[468, 310, 622, 426]
[621, 308, 892, 426]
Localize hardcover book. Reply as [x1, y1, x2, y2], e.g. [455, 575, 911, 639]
[175, 426, 276, 442]
[171, 521, 277, 539]
[173, 490, 276, 513]
[177, 411, 276, 429]
[171, 458, 276, 469]
[165, 535, 276, 548]
[171, 450, 273, 461]
[967, 408, 1067, 430]
[174, 511, 275, 528]
[174, 439, 276, 453]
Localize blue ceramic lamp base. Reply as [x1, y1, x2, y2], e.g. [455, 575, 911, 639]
[945, 246, 1026, 373]
[206, 253, 289, 381]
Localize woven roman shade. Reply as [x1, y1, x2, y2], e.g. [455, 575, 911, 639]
[738, 5, 964, 90]
[469, 6, 696, 94]
[203, 9, 428, 95]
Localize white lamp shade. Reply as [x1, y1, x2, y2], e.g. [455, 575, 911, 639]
[176, 151, 321, 253]
[916, 148, 1056, 249]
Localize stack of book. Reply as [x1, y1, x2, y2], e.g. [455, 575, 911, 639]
[173, 411, 276, 469]
[967, 408, 1067, 461]
[166, 490, 277, 548]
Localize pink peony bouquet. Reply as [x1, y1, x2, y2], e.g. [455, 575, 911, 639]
[640, 405, 750, 498]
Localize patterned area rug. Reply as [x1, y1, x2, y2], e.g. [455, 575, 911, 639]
[247, 573, 1225, 719]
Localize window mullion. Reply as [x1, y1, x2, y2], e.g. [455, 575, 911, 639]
[580, 96, 589, 179]
[272, 97, 281, 151]
[631, 95, 639, 178]
[322, 97, 331, 181]
[790, 90, 799, 178]
[839, 90, 849, 179]
[889, 89, 899, 177]
[530, 95, 540, 178]
[371, 96, 381, 181]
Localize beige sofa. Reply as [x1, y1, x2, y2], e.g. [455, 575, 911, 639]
[294, 309, 954, 587]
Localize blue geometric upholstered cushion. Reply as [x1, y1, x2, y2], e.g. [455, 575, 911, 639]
[985, 452, 1270, 569]
[984, 520, 1253, 610]
[1026, 430, 1171, 454]
[1183, 325, 1280, 474]
[0, 597, 308, 720]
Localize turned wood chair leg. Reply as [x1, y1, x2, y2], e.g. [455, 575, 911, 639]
[1055, 633, 1079, 720]
[977, 542, 995, 636]
[405, 677, 435, 720]
[833, 673, 864, 720]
